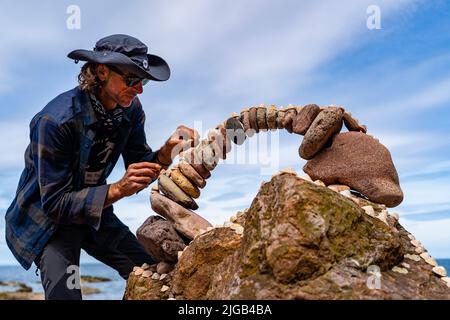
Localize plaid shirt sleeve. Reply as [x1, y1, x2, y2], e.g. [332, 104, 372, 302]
[31, 115, 109, 230]
[122, 100, 159, 168]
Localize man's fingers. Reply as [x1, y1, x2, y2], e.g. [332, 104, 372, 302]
[129, 162, 162, 170]
[130, 176, 152, 184]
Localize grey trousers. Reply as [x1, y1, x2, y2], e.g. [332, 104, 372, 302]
[34, 224, 156, 300]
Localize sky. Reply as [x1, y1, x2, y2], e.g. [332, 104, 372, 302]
[0, 0, 449, 266]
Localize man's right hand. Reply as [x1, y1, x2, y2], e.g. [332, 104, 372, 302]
[105, 162, 162, 207]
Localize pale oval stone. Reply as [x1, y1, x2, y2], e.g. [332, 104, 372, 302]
[407, 234, 415, 240]
[142, 270, 152, 278]
[161, 285, 170, 292]
[151, 273, 160, 280]
[441, 277, 450, 286]
[432, 266, 447, 277]
[401, 262, 410, 269]
[420, 252, 432, 260]
[392, 266, 408, 274]
[177, 251, 183, 260]
[362, 205, 375, 217]
[234, 226, 244, 235]
[405, 254, 420, 261]
[314, 180, 326, 187]
[425, 257, 438, 267]
[404, 254, 421, 262]
[141, 263, 151, 270]
[415, 246, 424, 254]
[339, 190, 352, 198]
[229, 215, 237, 223]
[327, 184, 350, 192]
[411, 239, 422, 248]
[134, 267, 144, 276]
[133, 266, 139, 272]
[160, 273, 168, 280]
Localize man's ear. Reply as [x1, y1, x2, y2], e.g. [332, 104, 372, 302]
[96, 64, 109, 82]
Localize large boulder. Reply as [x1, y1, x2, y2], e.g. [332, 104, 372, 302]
[125, 173, 450, 300]
[303, 131, 404, 207]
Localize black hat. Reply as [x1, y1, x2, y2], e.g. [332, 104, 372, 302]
[67, 34, 170, 81]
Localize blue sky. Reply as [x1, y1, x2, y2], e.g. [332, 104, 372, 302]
[1, 0, 450, 265]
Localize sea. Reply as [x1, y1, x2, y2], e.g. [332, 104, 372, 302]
[0, 262, 126, 300]
[1, 259, 449, 300]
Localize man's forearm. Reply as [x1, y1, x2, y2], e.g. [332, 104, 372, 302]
[104, 183, 124, 208]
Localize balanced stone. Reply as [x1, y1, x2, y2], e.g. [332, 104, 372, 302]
[266, 105, 277, 130]
[158, 174, 198, 210]
[256, 105, 268, 131]
[299, 107, 344, 160]
[282, 105, 297, 133]
[303, 131, 404, 207]
[178, 161, 206, 189]
[180, 148, 211, 179]
[240, 108, 253, 137]
[343, 111, 367, 133]
[292, 103, 320, 135]
[200, 143, 219, 171]
[169, 167, 200, 199]
[276, 107, 286, 129]
[432, 266, 447, 277]
[136, 215, 186, 263]
[150, 191, 213, 240]
[249, 106, 259, 133]
[225, 116, 246, 145]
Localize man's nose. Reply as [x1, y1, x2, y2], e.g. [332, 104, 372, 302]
[132, 82, 143, 94]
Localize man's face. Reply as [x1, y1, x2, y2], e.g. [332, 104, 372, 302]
[96, 64, 144, 108]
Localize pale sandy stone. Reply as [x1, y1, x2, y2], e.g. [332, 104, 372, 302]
[177, 251, 183, 260]
[134, 267, 144, 276]
[151, 184, 159, 192]
[432, 266, 447, 277]
[404, 254, 421, 262]
[151, 273, 160, 280]
[142, 270, 152, 278]
[425, 257, 438, 267]
[161, 285, 170, 292]
[314, 180, 326, 187]
[160, 273, 168, 280]
[141, 263, 151, 270]
[234, 226, 244, 235]
[362, 205, 375, 217]
[441, 277, 450, 287]
[401, 262, 410, 269]
[420, 252, 432, 260]
[229, 215, 237, 223]
[377, 210, 389, 225]
[339, 190, 352, 198]
[392, 266, 408, 274]
[407, 234, 415, 240]
[411, 239, 422, 248]
[415, 247, 424, 254]
[327, 184, 350, 192]
[133, 266, 139, 272]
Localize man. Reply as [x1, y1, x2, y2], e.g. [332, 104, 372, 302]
[4, 34, 198, 299]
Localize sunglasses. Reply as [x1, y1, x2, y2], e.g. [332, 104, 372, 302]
[107, 65, 149, 87]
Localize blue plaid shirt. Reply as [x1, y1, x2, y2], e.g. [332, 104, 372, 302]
[5, 87, 159, 270]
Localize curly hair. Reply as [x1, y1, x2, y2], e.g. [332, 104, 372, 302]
[77, 62, 101, 92]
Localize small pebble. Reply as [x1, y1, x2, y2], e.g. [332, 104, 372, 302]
[234, 226, 244, 235]
[407, 234, 415, 240]
[142, 270, 152, 278]
[229, 215, 237, 223]
[339, 190, 352, 198]
[161, 285, 170, 292]
[401, 262, 410, 269]
[411, 240, 422, 248]
[415, 247, 424, 254]
[432, 266, 447, 277]
[420, 252, 432, 260]
[177, 251, 183, 260]
[392, 266, 408, 274]
[134, 267, 144, 276]
[133, 266, 139, 272]
[314, 180, 326, 187]
[141, 263, 151, 270]
[425, 257, 438, 267]
[160, 273, 168, 280]
[327, 184, 350, 192]
[404, 254, 420, 262]
[362, 205, 375, 217]
[151, 273, 160, 280]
